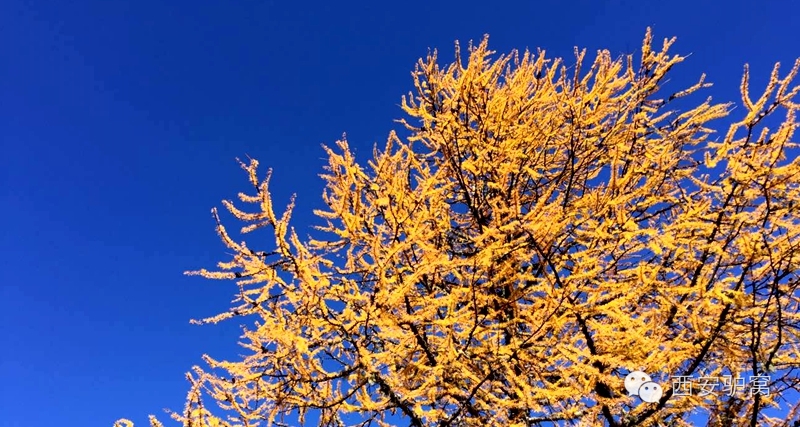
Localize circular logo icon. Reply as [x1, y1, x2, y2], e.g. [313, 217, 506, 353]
[624, 371, 652, 396]
[638, 381, 663, 403]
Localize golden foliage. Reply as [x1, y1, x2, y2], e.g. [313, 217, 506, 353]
[118, 29, 800, 426]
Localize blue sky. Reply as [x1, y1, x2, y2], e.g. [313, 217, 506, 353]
[1, 1, 798, 426]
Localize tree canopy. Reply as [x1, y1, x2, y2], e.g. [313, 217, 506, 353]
[116, 29, 800, 427]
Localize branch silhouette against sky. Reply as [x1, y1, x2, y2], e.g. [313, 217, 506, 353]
[4, 2, 800, 427]
[117, 30, 800, 427]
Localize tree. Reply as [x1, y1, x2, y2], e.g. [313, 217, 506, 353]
[116, 29, 800, 427]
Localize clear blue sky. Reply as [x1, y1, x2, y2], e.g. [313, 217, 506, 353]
[1, 1, 798, 426]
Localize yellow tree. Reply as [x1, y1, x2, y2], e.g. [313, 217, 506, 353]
[117, 29, 800, 427]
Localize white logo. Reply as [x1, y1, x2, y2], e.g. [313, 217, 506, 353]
[623, 370, 662, 403]
[638, 381, 663, 403]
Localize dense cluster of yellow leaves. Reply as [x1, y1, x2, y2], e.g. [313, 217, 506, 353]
[118, 29, 800, 426]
